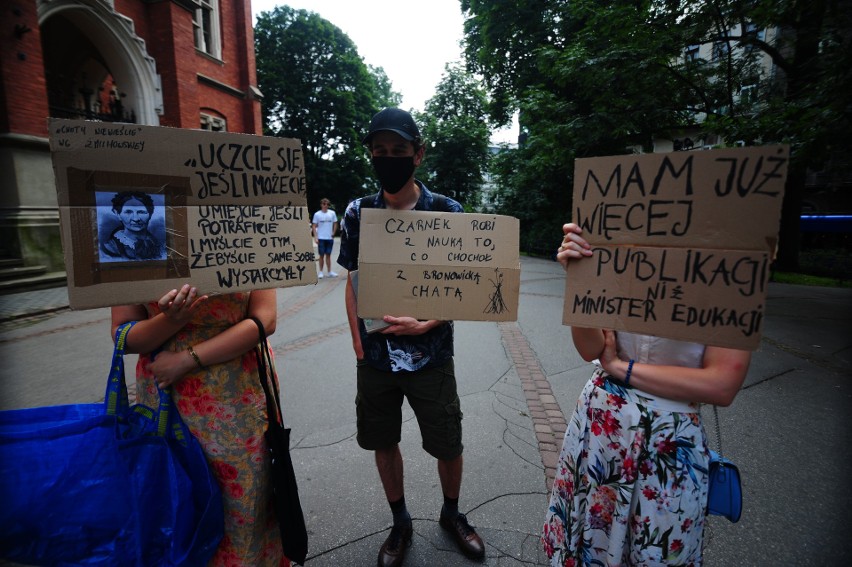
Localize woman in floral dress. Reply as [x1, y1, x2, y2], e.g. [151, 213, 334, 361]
[543, 224, 752, 566]
[112, 285, 290, 566]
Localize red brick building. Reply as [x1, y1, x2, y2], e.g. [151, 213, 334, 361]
[0, 0, 262, 287]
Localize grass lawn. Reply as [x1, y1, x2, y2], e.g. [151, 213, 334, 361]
[771, 270, 851, 288]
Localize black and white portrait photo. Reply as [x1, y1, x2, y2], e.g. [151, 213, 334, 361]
[97, 191, 167, 263]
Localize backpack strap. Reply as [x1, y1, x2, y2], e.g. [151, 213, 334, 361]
[431, 193, 453, 212]
[358, 192, 381, 210]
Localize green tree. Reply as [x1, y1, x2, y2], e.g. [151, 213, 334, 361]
[486, 134, 572, 253]
[462, 0, 852, 268]
[461, 0, 690, 251]
[254, 6, 402, 213]
[370, 64, 403, 109]
[675, 0, 852, 270]
[414, 63, 492, 210]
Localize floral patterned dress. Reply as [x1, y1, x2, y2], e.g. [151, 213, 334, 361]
[135, 293, 289, 566]
[543, 333, 710, 566]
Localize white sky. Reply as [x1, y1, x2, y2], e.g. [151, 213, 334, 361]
[250, 0, 517, 144]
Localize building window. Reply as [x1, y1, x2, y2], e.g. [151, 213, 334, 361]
[739, 84, 758, 106]
[685, 44, 700, 62]
[200, 113, 226, 131]
[193, 0, 221, 59]
[743, 23, 765, 52]
[744, 23, 764, 40]
[712, 41, 730, 61]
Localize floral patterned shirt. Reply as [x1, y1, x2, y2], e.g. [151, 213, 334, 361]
[336, 182, 462, 372]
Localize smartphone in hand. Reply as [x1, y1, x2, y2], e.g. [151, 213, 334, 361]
[351, 270, 392, 333]
[363, 317, 392, 334]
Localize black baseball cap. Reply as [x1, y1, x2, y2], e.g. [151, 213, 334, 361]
[362, 108, 421, 144]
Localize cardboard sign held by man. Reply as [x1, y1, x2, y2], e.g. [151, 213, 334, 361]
[357, 208, 520, 322]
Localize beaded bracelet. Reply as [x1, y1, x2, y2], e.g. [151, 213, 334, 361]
[625, 359, 635, 386]
[188, 345, 205, 369]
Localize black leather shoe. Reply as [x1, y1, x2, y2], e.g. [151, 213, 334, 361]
[377, 519, 413, 567]
[439, 512, 485, 560]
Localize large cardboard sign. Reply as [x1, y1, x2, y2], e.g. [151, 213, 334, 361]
[357, 209, 520, 321]
[563, 145, 789, 350]
[49, 119, 316, 309]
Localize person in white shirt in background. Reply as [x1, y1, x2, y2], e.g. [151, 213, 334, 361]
[311, 197, 338, 278]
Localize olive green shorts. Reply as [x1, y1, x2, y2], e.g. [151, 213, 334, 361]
[355, 359, 463, 461]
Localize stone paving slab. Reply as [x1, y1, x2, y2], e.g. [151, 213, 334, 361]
[0, 287, 70, 324]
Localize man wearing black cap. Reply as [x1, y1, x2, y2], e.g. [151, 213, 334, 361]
[336, 108, 486, 566]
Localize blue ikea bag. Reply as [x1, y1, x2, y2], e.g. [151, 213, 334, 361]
[0, 322, 224, 566]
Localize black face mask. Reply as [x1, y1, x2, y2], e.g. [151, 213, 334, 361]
[372, 156, 415, 194]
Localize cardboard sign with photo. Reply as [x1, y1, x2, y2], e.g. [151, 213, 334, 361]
[49, 119, 318, 309]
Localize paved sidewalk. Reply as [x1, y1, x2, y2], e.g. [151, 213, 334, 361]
[0, 287, 70, 323]
[1, 258, 851, 565]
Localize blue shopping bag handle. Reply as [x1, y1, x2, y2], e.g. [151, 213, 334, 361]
[105, 321, 136, 417]
[106, 322, 182, 439]
[154, 375, 172, 437]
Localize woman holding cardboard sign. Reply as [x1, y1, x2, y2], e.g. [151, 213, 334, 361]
[542, 223, 751, 566]
[111, 286, 291, 566]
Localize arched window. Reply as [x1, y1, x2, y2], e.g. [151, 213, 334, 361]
[200, 112, 226, 132]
